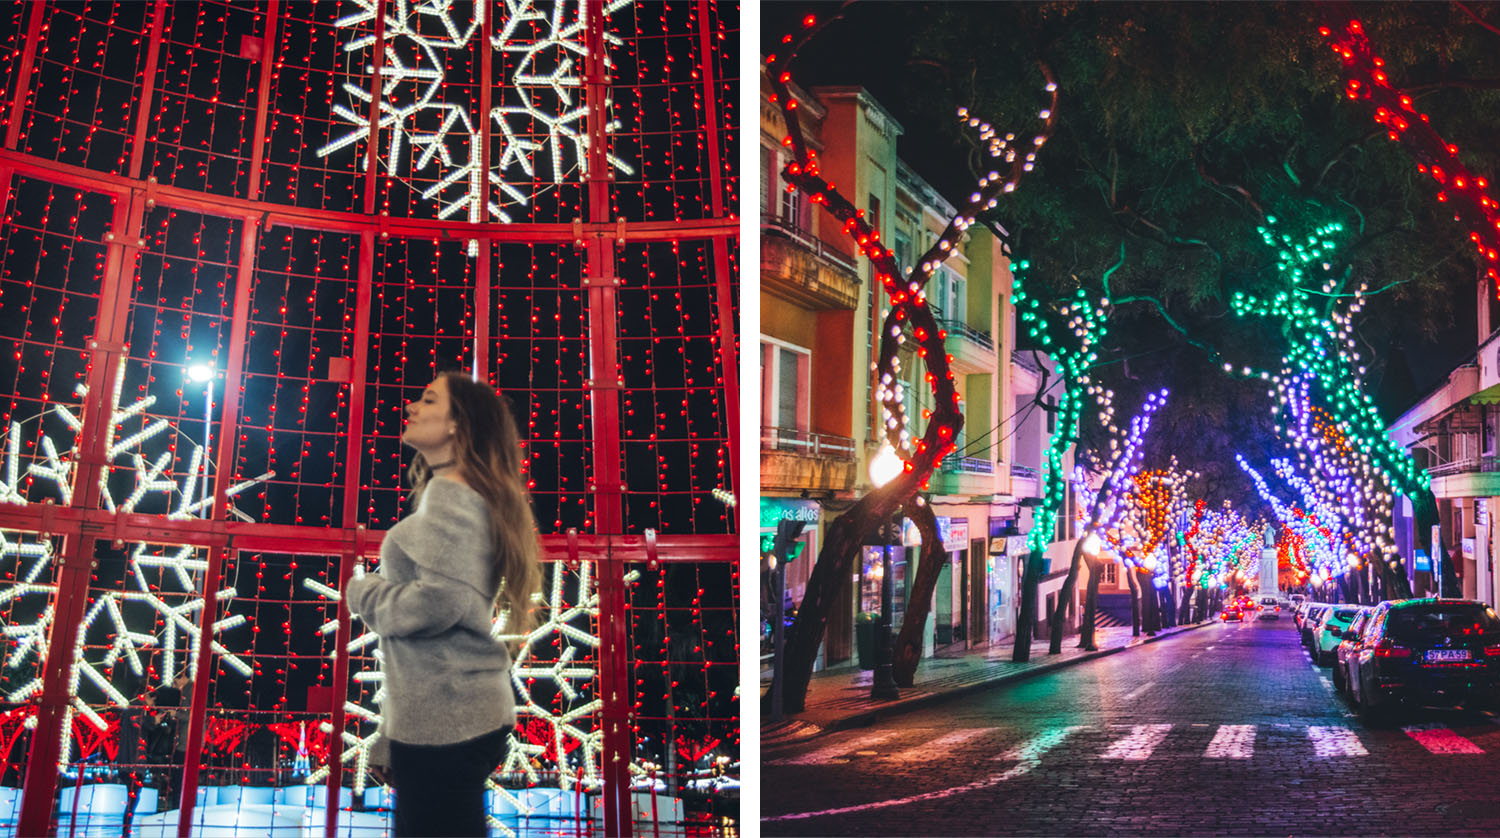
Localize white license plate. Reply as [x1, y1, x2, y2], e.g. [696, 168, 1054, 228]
[1425, 649, 1472, 662]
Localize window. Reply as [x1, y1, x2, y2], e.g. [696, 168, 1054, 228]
[894, 234, 911, 276]
[762, 146, 810, 234]
[936, 268, 966, 324]
[1102, 562, 1118, 585]
[761, 338, 811, 440]
[781, 164, 808, 233]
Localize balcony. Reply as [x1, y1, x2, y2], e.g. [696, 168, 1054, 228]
[1426, 455, 1500, 499]
[761, 426, 858, 494]
[761, 218, 861, 311]
[1009, 463, 1041, 500]
[931, 454, 996, 498]
[940, 318, 997, 374]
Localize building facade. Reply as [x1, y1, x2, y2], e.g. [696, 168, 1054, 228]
[761, 73, 1088, 671]
[1388, 270, 1500, 607]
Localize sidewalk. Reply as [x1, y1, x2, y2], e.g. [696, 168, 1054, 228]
[761, 620, 1214, 745]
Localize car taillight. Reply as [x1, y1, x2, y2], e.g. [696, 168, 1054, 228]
[1374, 639, 1412, 659]
[1485, 645, 1500, 657]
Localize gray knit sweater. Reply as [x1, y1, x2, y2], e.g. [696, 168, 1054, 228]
[345, 477, 515, 765]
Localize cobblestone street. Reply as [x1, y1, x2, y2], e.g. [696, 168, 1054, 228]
[762, 619, 1500, 836]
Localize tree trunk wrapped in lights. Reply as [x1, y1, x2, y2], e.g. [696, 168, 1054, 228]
[765, 9, 1057, 709]
[1050, 392, 1171, 654]
[1009, 260, 1110, 662]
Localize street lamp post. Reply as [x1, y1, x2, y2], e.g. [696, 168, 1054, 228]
[869, 445, 903, 701]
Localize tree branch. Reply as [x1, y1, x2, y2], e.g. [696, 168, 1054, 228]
[1455, 1, 1500, 39]
[1406, 78, 1500, 93]
[1194, 149, 1265, 218]
[1314, 131, 1382, 191]
[1100, 241, 1126, 300]
[1109, 293, 1221, 359]
[1282, 141, 1302, 188]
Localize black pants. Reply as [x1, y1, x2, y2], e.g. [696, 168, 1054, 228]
[390, 727, 509, 837]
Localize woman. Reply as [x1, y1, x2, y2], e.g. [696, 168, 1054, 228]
[347, 372, 541, 837]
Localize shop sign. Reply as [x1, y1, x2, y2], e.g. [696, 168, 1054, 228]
[759, 498, 820, 529]
[944, 519, 968, 552]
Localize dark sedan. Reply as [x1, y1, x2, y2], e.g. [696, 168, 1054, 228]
[1347, 598, 1500, 723]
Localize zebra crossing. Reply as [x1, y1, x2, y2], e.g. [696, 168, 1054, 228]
[767, 719, 1500, 766]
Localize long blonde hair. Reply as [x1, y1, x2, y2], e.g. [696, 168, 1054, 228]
[407, 372, 541, 640]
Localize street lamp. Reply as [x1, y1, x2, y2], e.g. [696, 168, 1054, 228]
[869, 444, 901, 701]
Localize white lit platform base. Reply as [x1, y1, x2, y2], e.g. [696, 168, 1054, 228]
[0, 784, 694, 837]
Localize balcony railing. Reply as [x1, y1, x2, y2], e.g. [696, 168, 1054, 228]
[1010, 464, 1040, 480]
[939, 318, 994, 352]
[761, 214, 858, 272]
[1427, 455, 1500, 477]
[941, 455, 995, 474]
[761, 426, 857, 459]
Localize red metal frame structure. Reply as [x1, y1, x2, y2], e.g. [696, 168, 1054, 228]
[0, 2, 738, 836]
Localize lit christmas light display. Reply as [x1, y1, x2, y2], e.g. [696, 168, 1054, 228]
[1237, 445, 1376, 592]
[1227, 216, 1414, 584]
[321, 0, 636, 236]
[0, 376, 271, 767]
[1095, 463, 1195, 590]
[765, 9, 1057, 693]
[1183, 500, 1260, 590]
[1013, 262, 1112, 555]
[304, 557, 642, 805]
[0, 2, 738, 832]
[1319, 15, 1500, 295]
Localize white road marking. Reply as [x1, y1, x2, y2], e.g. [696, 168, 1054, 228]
[1121, 681, 1155, 702]
[887, 727, 990, 762]
[764, 726, 1084, 822]
[1307, 725, 1368, 757]
[772, 730, 902, 765]
[1204, 724, 1255, 759]
[1403, 724, 1485, 754]
[1101, 724, 1173, 760]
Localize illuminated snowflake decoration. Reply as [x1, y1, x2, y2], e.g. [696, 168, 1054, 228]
[0, 373, 271, 766]
[319, 0, 635, 241]
[309, 555, 640, 811]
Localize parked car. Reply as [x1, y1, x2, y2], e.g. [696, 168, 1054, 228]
[1333, 607, 1373, 694]
[1293, 601, 1319, 631]
[1257, 596, 1282, 620]
[1300, 604, 1330, 647]
[1311, 605, 1363, 666]
[1346, 598, 1500, 723]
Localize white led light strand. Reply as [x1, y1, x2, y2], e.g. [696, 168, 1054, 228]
[0, 380, 269, 767]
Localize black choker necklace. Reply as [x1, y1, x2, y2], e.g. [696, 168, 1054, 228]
[427, 459, 457, 472]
